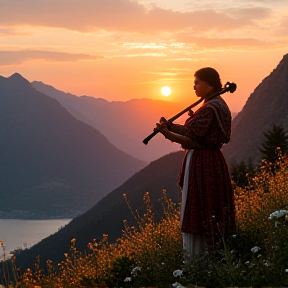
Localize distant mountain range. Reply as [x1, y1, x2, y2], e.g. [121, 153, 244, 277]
[31, 81, 188, 163]
[31, 80, 239, 164]
[0, 73, 145, 218]
[223, 53, 288, 164]
[15, 151, 184, 271]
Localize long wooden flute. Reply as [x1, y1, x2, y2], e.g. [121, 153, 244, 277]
[142, 82, 236, 145]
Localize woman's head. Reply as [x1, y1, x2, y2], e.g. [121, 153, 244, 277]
[193, 67, 222, 98]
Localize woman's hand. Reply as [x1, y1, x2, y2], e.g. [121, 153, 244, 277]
[188, 109, 194, 117]
[154, 121, 168, 133]
[159, 116, 167, 124]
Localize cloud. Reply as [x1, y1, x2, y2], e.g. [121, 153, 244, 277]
[0, 0, 273, 33]
[175, 35, 278, 49]
[239, 0, 284, 2]
[274, 16, 288, 37]
[0, 27, 31, 36]
[226, 7, 271, 20]
[0, 50, 103, 67]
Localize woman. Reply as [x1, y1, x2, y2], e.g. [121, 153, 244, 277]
[155, 67, 236, 258]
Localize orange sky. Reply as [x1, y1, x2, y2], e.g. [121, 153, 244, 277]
[0, 0, 287, 112]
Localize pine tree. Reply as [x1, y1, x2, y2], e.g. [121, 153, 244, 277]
[260, 124, 288, 163]
[230, 159, 255, 188]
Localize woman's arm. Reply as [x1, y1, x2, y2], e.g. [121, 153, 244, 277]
[155, 123, 201, 149]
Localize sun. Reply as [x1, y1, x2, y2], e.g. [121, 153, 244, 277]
[161, 86, 171, 97]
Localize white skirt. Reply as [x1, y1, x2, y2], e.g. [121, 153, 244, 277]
[181, 150, 205, 257]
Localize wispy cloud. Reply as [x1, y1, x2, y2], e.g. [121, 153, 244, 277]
[0, 27, 31, 36]
[175, 35, 277, 49]
[240, 0, 285, 2]
[277, 16, 288, 36]
[0, 50, 103, 67]
[0, 0, 273, 33]
[226, 7, 271, 19]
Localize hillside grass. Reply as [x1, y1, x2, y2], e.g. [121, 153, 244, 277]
[2, 153, 288, 288]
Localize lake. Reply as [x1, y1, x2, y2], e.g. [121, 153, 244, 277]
[0, 219, 72, 257]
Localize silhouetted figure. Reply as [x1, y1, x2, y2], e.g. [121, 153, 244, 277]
[156, 67, 236, 259]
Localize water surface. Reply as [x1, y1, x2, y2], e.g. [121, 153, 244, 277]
[0, 219, 71, 256]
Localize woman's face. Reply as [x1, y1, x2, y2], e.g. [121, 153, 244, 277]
[193, 76, 214, 98]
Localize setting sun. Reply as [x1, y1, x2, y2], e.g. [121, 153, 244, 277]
[161, 86, 171, 97]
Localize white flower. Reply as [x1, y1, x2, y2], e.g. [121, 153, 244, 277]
[268, 210, 288, 220]
[285, 269, 288, 273]
[245, 261, 250, 265]
[173, 269, 183, 277]
[251, 246, 261, 253]
[131, 266, 141, 277]
[275, 221, 280, 228]
[172, 282, 185, 288]
[124, 277, 132, 282]
[232, 234, 237, 238]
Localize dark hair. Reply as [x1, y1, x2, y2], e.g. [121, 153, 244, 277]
[194, 67, 222, 92]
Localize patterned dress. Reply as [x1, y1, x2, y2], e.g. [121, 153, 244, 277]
[170, 96, 236, 238]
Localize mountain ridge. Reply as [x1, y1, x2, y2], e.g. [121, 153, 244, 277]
[223, 53, 288, 164]
[31, 80, 186, 163]
[0, 74, 145, 218]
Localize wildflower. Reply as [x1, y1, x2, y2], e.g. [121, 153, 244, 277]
[131, 266, 141, 277]
[245, 261, 250, 265]
[124, 277, 132, 282]
[251, 246, 261, 253]
[268, 210, 288, 220]
[275, 221, 280, 227]
[232, 234, 237, 238]
[285, 269, 288, 273]
[173, 269, 183, 277]
[172, 282, 185, 288]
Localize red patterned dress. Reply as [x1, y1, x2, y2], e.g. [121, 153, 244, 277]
[170, 96, 236, 239]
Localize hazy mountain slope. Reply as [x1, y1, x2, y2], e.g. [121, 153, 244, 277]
[15, 151, 184, 271]
[223, 53, 288, 164]
[0, 73, 145, 218]
[31, 81, 184, 163]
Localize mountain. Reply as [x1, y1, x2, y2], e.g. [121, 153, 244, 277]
[223, 53, 288, 164]
[15, 151, 184, 271]
[31, 81, 185, 163]
[0, 73, 145, 218]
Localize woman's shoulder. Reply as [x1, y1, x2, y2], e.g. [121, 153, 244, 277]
[203, 96, 231, 116]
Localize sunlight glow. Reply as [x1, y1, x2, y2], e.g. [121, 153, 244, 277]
[161, 86, 171, 97]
